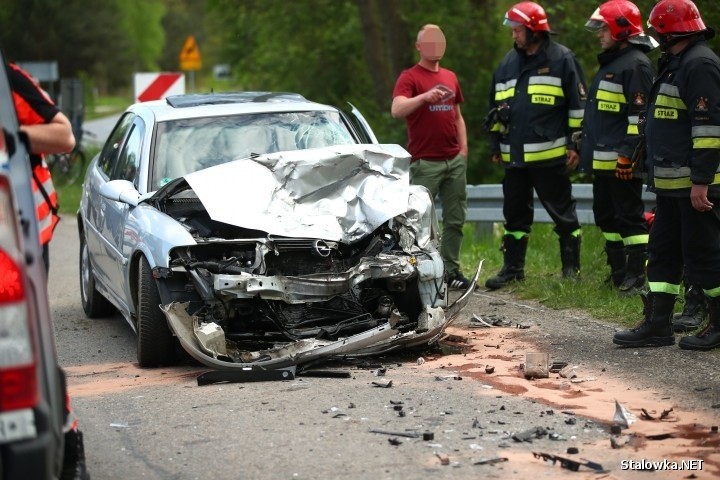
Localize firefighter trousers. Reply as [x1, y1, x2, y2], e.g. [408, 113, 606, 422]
[592, 175, 648, 244]
[502, 163, 579, 236]
[648, 195, 720, 293]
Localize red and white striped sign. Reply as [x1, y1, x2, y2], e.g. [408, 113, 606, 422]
[133, 72, 185, 103]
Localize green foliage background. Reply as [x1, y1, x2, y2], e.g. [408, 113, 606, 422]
[1, 0, 718, 186]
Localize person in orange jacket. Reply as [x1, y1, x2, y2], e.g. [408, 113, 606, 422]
[7, 62, 75, 273]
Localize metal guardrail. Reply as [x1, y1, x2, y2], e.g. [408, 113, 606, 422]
[438, 184, 657, 227]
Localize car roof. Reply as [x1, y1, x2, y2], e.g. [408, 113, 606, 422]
[129, 91, 341, 122]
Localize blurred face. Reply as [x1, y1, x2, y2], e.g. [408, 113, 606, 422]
[511, 25, 529, 49]
[597, 24, 617, 50]
[416, 27, 446, 62]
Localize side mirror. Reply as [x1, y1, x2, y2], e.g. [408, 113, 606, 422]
[98, 179, 140, 207]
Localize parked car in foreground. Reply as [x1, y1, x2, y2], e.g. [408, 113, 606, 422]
[78, 92, 478, 370]
[0, 57, 88, 478]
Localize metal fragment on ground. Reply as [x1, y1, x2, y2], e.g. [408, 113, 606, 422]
[613, 400, 637, 428]
[369, 429, 421, 438]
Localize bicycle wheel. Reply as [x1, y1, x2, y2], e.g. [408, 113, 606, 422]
[50, 149, 85, 186]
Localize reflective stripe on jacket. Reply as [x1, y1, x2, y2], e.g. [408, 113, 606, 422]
[645, 39, 720, 196]
[579, 46, 654, 175]
[32, 161, 60, 245]
[488, 39, 587, 167]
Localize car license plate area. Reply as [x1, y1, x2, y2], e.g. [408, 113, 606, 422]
[0, 409, 37, 444]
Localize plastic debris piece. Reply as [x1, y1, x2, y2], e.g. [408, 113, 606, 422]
[471, 314, 496, 327]
[566, 447, 579, 454]
[559, 365, 577, 379]
[388, 438, 402, 446]
[610, 435, 631, 449]
[372, 380, 393, 388]
[423, 431, 435, 441]
[417, 357, 426, 365]
[369, 429, 421, 438]
[485, 365, 495, 374]
[565, 417, 577, 425]
[646, 432, 674, 440]
[435, 375, 462, 381]
[524, 352, 549, 379]
[549, 361, 568, 373]
[473, 457, 508, 466]
[613, 400, 637, 428]
[512, 426, 547, 443]
[110, 422, 129, 429]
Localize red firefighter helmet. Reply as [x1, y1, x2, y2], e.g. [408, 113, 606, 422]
[504, 2, 551, 33]
[586, 0, 644, 41]
[648, 0, 706, 34]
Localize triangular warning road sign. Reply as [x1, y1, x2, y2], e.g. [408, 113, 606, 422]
[180, 35, 202, 70]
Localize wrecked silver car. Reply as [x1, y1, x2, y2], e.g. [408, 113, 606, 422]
[78, 92, 477, 369]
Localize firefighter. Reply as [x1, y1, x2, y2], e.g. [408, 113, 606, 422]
[613, 0, 720, 350]
[579, 0, 656, 296]
[7, 62, 75, 273]
[485, 1, 587, 289]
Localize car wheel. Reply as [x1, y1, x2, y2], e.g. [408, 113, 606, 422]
[137, 256, 176, 367]
[79, 234, 114, 318]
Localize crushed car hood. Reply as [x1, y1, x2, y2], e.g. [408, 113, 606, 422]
[181, 144, 411, 243]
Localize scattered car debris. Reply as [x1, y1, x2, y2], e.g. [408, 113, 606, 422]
[369, 429, 421, 439]
[197, 366, 295, 385]
[296, 369, 352, 378]
[417, 357, 426, 365]
[610, 434, 632, 449]
[640, 407, 675, 421]
[610, 424, 622, 435]
[435, 375, 462, 381]
[372, 380, 393, 388]
[570, 376, 596, 384]
[566, 447, 579, 454]
[388, 438, 402, 446]
[565, 417, 577, 425]
[549, 361, 568, 373]
[423, 432, 435, 441]
[485, 365, 495, 374]
[473, 457, 508, 466]
[373, 368, 387, 377]
[559, 365, 577, 379]
[645, 432, 674, 440]
[532, 451, 606, 473]
[613, 400, 637, 428]
[435, 452, 450, 466]
[512, 426, 548, 443]
[524, 352, 550, 379]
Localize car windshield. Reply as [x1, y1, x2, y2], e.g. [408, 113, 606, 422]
[152, 110, 356, 189]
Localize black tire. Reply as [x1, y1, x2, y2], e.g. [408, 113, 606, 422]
[50, 149, 86, 187]
[79, 234, 114, 318]
[137, 256, 176, 367]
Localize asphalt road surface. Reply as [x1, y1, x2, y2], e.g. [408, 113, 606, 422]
[48, 215, 720, 479]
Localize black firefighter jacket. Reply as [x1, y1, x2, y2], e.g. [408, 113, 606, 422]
[645, 38, 720, 198]
[488, 39, 587, 168]
[579, 45, 654, 176]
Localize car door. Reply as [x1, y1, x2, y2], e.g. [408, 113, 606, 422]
[97, 119, 145, 307]
[84, 113, 134, 302]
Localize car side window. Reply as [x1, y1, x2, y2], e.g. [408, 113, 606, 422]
[110, 120, 144, 186]
[97, 113, 135, 177]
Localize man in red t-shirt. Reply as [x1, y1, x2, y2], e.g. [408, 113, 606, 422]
[391, 24, 471, 290]
[8, 62, 75, 272]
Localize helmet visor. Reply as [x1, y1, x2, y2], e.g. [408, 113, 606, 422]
[585, 19, 607, 32]
[503, 16, 522, 28]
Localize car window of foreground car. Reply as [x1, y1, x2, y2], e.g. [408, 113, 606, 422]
[153, 110, 356, 189]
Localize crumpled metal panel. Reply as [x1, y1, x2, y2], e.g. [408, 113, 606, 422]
[183, 144, 411, 243]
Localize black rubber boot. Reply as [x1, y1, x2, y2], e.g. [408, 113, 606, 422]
[559, 234, 581, 279]
[613, 292, 676, 347]
[673, 284, 707, 333]
[604, 241, 626, 287]
[679, 295, 720, 351]
[485, 235, 528, 290]
[618, 247, 647, 296]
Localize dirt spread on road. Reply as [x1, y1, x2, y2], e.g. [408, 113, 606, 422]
[414, 321, 720, 478]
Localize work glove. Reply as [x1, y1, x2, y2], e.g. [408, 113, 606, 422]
[615, 156, 633, 181]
